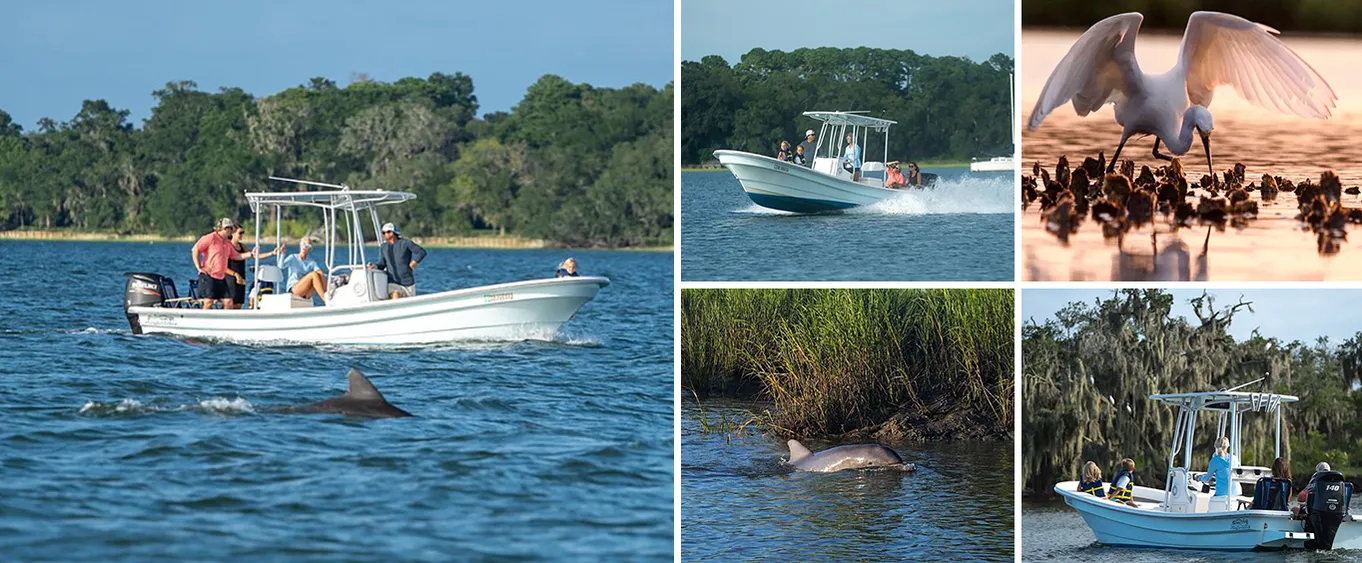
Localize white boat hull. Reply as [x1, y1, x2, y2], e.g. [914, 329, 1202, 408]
[714, 150, 899, 213]
[970, 157, 1014, 172]
[127, 277, 608, 345]
[1055, 481, 1362, 551]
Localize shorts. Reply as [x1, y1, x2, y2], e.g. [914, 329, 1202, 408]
[225, 275, 246, 304]
[390, 284, 416, 298]
[197, 273, 229, 300]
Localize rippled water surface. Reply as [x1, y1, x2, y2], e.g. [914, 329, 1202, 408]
[1023, 498, 1362, 561]
[680, 169, 1015, 281]
[0, 241, 674, 561]
[681, 400, 1014, 562]
[1023, 31, 1362, 280]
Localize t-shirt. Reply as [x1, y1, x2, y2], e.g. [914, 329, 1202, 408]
[1113, 474, 1132, 490]
[193, 231, 247, 280]
[280, 253, 322, 290]
[843, 144, 861, 169]
[886, 168, 906, 187]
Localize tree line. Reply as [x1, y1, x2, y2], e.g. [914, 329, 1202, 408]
[1023, 290, 1362, 495]
[0, 73, 673, 247]
[680, 47, 1014, 166]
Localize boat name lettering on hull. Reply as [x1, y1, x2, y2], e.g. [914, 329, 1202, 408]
[1231, 517, 1249, 531]
[773, 163, 789, 173]
[483, 292, 514, 304]
[143, 314, 179, 327]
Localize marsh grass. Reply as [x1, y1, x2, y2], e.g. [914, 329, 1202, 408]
[682, 288, 1014, 437]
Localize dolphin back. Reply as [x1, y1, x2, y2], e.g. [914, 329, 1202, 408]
[790, 443, 909, 472]
[273, 368, 413, 418]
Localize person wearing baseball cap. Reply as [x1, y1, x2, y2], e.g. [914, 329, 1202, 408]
[190, 218, 262, 309]
[798, 130, 817, 168]
[368, 222, 426, 299]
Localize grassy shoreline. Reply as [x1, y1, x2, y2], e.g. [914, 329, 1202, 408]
[682, 288, 1014, 442]
[0, 229, 672, 251]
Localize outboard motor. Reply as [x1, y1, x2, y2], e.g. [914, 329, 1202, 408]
[123, 272, 170, 334]
[1304, 471, 1352, 550]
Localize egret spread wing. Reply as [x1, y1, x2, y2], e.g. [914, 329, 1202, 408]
[1028, 13, 1144, 130]
[1180, 11, 1336, 118]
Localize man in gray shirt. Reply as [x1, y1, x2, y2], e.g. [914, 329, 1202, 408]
[797, 130, 818, 167]
[368, 222, 427, 299]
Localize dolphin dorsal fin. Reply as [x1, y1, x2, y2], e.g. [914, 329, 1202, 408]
[344, 368, 386, 401]
[788, 440, 813, 463]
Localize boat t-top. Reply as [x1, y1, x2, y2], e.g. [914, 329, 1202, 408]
[714, 111, 918, 213]
[1054, 381, 1358, 551]
[121, 177, 609, 345]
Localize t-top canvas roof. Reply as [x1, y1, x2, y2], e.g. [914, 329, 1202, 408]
[1151, 391, 1298, 412]
[245, 177, 416, 211]
[803, 111, 897, 131]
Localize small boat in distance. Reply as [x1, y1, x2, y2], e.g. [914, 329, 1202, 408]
[1054, 382, 1359, 551]
[970, 73, 1016, 173]
[715, 111, 932, 213]
[121, 178, 608, 345]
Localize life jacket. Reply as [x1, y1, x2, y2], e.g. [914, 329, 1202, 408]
[1109, 470, 1134, 502]
[1079, 479, 1106, 497]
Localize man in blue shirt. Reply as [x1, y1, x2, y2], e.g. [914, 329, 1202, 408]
[368, 223, 426, 299]
[841, 133, 862, 181]
[280, 237, 328, 304]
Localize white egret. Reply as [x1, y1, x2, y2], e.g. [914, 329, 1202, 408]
[1028, 12, 1337, 178]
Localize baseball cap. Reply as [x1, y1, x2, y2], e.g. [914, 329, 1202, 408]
[219, 217, 236, 229]
[805, 130, 815, 137]
[382, 222, 399, 235]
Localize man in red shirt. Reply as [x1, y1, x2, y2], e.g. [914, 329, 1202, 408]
[192, 218, 259, 309]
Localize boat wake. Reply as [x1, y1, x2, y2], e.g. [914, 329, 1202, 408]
[78, 397, 256, 416]
[851, 175, 1014, 215]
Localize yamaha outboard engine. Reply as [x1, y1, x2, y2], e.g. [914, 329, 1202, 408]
[1304, 471, 1351, 550]
[123, 272, 169, 334]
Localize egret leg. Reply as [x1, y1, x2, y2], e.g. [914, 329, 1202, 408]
[1153, 138, 1173, 161]
[1107, 135, 1130, 174]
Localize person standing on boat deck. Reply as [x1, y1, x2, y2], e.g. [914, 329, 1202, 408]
[226, 225, 281, 309]
[792, 145, 807, 166]
[368, 223, 426, 299]
[279, 237, 328, 304]
[1196, 436, 1234, 511]
[776, 140, 794, 163]
[841, 133, 861, 181]
[556, 257, 579, 278]
[191, 218, 260, 310]
[798, 130, 816, 167]
[1077, 461, 1106, 498]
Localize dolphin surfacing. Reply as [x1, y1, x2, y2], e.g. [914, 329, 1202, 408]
[271, 368, 413, 418]
[787, 440, 916, 473]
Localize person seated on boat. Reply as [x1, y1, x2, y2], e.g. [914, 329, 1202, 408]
[841, 134, 862, 181]
[793, 145, 807, 166]
[777, 140, 795, 163]
[192, 218, 263, 310]
[368, 223, 426, 299]
[1108, 458, 1137, 506]
[798, 130, 817, 167]
[280, 237, 328, 304]
[885, 162, 908, 189]
[226, 225, 281, 310]
[1196, 436, 1234, 510]
[906, 162, 924, 187]
[1251, 456, 1293, 511]
[1077, 461, 1106, 498]
[1293, 461, 1331, 517]
[556, 257, 579, 278]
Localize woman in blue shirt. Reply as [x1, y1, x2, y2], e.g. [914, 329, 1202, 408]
[1198, 436, 1234, 508]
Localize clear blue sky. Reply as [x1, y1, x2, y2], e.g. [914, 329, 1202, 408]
[1023, 289, 1362, 345]
[682, 0, 1014, 64]
[0, 0, 672, 130]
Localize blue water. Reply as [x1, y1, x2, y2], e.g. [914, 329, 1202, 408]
[0, 241, 674, 561]
[680, 169, 1016, 281]
[682, 400, 1014, 562]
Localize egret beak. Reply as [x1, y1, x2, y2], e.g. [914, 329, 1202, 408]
[1199, 130, 1213, 182]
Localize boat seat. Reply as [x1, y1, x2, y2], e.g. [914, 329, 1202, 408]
[1251, 477, 1293, 510]
[256, 264, 284, 284]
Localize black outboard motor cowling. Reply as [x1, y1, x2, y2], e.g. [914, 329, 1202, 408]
[1304, 471, 1350, 550]
[123, 272, 170, 334]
